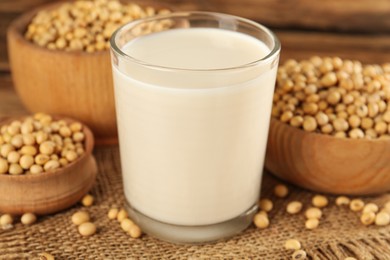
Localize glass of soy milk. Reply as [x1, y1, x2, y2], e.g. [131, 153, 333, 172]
[110, 12, 280, 243]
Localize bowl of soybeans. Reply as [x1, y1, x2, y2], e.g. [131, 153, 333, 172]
[266, 56, 390, 195]
[0, 113, 97, 215]
[7, 0, 172, 144]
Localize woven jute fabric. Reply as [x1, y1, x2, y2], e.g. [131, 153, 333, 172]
[1, 146, 390, 259]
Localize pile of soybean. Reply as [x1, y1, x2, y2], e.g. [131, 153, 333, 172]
[0, 113, 85, 175]
[25, 0, 171, 52]
[273, 57, 390, 139]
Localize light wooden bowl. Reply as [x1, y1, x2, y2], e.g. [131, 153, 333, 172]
[7, 3, 115, 144]
[7, 1, 171, 145]
[265, 118, 390, 195]
[0, 116, 97, 215]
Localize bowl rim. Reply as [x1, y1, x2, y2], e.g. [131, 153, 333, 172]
[0, 115, 94, 181]
[7, 0, 172, 57]
[271, 117, 390, 143]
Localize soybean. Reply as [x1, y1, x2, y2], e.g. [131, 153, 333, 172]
[81, 194, 94, 207]
[274, 184, 289, 198]
[312, 195, 328, 208]
[71, 211, 90, 225]
[285, 239, 301, 250]
[259, 199, 273, 212]
[78, 222, 97, 236]
[287, 201, 303, 214]
[21, 213, 37, 225]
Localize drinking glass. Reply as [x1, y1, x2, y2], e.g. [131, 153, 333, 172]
[110, 11, 280, 243]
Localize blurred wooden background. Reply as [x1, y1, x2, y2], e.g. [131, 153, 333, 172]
[0, 0, 390, 116]
[1, 0, 390, 71]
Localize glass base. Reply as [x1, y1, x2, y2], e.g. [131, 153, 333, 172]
[125, 201, 258, 244]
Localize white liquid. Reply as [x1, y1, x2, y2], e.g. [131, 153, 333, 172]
[113, 28, 277, 226]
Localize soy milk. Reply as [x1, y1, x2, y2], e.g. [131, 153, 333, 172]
[113, 28, 277, 226]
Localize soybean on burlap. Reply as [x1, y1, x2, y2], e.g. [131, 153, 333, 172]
[1, 146, 390, 259]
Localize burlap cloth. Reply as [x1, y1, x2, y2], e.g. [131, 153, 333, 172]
[1, 146, 390, 259]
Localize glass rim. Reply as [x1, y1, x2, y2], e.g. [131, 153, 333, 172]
[110, 11, 281, 72]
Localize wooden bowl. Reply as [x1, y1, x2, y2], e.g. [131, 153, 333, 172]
[7, 1, 170, 145]
[265, 118, 390, 195]
[7, 3, 115, 144]
[0, 116, 97, 215]
[7, 1, 172, 144]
